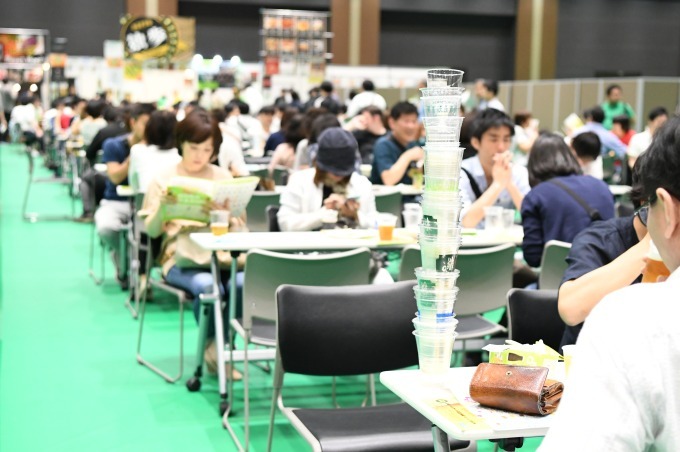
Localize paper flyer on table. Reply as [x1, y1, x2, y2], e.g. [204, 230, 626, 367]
[450, 389, 554, 432]
[163, 176, 259, 222]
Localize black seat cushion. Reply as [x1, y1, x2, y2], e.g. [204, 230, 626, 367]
[292, 402, 469, 452]
[456, 315, 500, 336]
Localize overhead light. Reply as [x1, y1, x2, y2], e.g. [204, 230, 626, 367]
[12, 83, 21, 92]
[42, 62, 51, 71]
[29, 84, 38, 92]
[230, 55, 241, 66]
[213, 54, 223, 65]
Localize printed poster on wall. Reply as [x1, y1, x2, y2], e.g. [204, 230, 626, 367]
[120, 15, 195, 63]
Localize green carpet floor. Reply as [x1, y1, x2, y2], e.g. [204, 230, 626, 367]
[0, 143, 543, 451]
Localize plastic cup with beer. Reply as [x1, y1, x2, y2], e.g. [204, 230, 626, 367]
[642, 240, 671, 283]
[210, 210, 230, 236]
[377, 213, 398, 241]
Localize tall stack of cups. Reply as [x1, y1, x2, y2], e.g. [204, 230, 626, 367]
[412, 68, 465, 381]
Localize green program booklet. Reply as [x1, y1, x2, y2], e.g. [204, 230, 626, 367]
[163, 176, 259, 222]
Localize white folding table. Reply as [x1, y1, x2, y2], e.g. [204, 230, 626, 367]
[381, 366, 564, 451]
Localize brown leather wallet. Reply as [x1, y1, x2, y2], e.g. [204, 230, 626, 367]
[469, 363, 563, 415]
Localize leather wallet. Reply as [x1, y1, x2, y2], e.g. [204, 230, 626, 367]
[469, 363, 563, 415]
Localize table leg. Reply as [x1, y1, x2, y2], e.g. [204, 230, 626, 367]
[210, 251, 228, 412]
[431, 425, 449, 452]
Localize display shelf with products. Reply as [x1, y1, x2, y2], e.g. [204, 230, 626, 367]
[260, 8, 332, 77]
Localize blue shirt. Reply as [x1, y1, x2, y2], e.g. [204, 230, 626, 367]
[370, 133, 418, 185]
[559, 216, 640, 347]
[265, 131, 285, 154]
[102, 135, 131, 201]
[459, 155, 531, 227]
[520, 175, 615, 267]
[573, 122, 627, 159]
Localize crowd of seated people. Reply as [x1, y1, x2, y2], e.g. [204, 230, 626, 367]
[9, 77, 680, 450]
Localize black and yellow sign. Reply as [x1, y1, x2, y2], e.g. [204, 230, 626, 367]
[120, 15, 179, 61]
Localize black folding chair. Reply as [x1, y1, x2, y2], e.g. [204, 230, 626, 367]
[267, 281, 472, 452]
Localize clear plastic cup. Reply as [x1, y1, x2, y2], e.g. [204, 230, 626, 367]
[402, 210, 421, 229]
[425, 146, 465, 163]
[421, 198, 464, 226]
[424, 175, 461, 192]
[413, 330, 457, 377]
[426, 68, 465, 88]
[415, 267, 460, 290]
[484, 206, 503, 231]
[502, 209, 515, 229]
[417, 300, 456, 322]
[414, 285, 460, 302]
[414, 286, 459, 320]
[420, 86, 465, 97]
[413, 316, 458, 335]
[419, 235, 462, 272]
[421, 191, 463, 203]
[425, 132, 462, 143]
[424, 164, 462, 179]
[419, 224, 462, 241]
[421, 96, 462, 117]
[422, 117, 464, 137]
[425, 142, 463, 152]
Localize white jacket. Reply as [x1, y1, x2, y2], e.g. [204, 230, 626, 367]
[277, 168, 377, 231]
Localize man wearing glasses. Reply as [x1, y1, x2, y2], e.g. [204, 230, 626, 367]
[557, 200, 650, 348]
[541, 116, 680, 449]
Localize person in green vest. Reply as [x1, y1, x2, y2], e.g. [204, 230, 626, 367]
[601, 84, 635, 130]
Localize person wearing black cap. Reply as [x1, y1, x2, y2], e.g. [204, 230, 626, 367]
[278, 127, 377, 231]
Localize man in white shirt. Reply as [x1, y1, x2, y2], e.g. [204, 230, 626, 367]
[540, 115, 680, 451]
[346, 80, 387, 118]
[570, 131, 604, 179]
[460, 108, 529, 228]
[627, 106, 668, 169]
[474, 79, 505, 112]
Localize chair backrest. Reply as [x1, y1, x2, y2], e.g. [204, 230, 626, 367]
[375, 190, 402, 227]
[398, 245, 421, 281]
[602, 153, 617, 183]
[242, 247, 372, 329]
[538, 240, 572, 290]
[266, 204, 280, 232]
[272, 166, 289, 186]
[246, 192, 281, 232]
[507, 289, 565, 351]
[276, 281, 418, 376]
[455, 243, 515, 316]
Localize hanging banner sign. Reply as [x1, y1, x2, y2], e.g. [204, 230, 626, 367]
[120, 16, 178, 61]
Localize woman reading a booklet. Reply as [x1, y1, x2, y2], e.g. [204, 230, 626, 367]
[142, 109, 247, 379]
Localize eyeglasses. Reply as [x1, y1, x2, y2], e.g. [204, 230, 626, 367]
[635, 205, 649, 227]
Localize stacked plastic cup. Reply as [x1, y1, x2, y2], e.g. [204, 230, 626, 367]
[413, 68, 466, 381]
